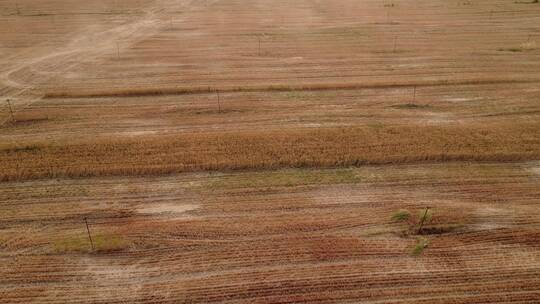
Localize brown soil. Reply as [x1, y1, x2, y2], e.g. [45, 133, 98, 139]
[2, 0, 540, 303]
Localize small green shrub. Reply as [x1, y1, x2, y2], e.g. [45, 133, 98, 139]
[392, 210, 411, 222]
[412, 237, 429, 255]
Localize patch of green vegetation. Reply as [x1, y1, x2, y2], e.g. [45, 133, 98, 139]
[208, 168, 365, 189]
[391, 162, 519, 182]
[208, 163, 523, 190]
[54, 237, 89, 253]
[93, 234, 130, 252]
[412, 237, 429, 256]
[392, 210, 411, 222]
[392, 208, 435, 235]
[54, 233, 130, 254]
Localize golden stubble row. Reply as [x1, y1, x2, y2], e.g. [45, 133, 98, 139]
[1, 121, 539, 181]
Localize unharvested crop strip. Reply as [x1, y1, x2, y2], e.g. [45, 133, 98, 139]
[1, 122, 539, 181]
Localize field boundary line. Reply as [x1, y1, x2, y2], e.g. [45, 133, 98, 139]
[43, 78, 540, 99]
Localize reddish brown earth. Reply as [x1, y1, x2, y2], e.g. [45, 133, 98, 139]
[1, 0, 540, 303]
[2, 163, 540, 303]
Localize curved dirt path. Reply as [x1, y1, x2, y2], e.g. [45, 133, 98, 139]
[0, 0, 217, 125]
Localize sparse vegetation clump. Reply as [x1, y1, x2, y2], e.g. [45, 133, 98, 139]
[392, 210, 411, 222]
[391, 208, 434, 235]
[392, 208, 434, 255]
[391, 207, 468, 255]
[208, 168, 362, 189]
[412, 237, 429, 255]
[54, 234, 130, 254]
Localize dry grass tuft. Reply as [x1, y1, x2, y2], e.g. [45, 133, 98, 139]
[392, 210, 411, 222]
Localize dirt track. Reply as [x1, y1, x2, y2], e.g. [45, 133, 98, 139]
[1, 0, 540, 303]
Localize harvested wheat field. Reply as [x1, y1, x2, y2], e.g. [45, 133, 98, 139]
[1, 0, 540, 303]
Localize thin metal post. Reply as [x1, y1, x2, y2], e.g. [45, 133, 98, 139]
[84, 217, 95, 251]
[6, 99, 15, 122]
[417, 207, 430, 234]
[216, 90, 221, 113]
